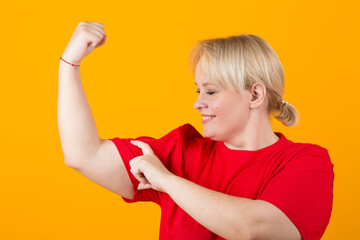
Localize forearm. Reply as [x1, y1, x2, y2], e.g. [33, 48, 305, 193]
[57, 61, 101, 166]
[165, 175, 264, 240]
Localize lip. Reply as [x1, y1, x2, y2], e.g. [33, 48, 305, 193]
[201, 115, 216, 124]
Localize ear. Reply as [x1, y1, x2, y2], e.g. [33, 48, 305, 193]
[249, 82, 266, 109]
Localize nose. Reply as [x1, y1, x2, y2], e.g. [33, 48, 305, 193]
[194, 94, 208, 110]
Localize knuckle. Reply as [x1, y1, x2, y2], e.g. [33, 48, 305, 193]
[78, 25, 86, 33]
[78, 22, 88, 28]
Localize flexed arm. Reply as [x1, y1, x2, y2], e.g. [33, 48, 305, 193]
[57, 21, 106, 167]
[57, 22, 134, 198]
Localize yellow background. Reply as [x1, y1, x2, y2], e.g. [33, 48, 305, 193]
[1, 0, 359, 239]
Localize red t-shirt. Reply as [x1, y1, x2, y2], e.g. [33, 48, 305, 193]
[110, 123, 334, 240]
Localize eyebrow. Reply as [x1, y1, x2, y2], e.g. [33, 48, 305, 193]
[194, 82, 215, 87]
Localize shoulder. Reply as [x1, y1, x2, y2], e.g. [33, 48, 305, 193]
[259, 136, 334, 240]
[166, 123, 203, 139]
[278, 134, 334, 171]
[112, 124, 205, 152]
[135, 123, 207, 157]
[156, 123, 205, 145]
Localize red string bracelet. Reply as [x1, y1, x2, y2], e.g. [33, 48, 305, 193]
[59, 57, 80, 70]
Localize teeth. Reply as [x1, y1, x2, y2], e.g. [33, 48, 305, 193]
[203, 116, 215, 120]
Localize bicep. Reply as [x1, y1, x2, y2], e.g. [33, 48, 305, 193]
[71, 139, 134, 199]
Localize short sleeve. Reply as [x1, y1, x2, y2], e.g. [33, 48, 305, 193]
[258, 145, 334, 240]
[109, 123, 201, 205]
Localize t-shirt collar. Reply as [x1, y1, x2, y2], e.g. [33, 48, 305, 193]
[216, 132, 287, 156]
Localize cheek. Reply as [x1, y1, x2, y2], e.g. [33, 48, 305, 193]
[211, 102, 223, 115]
[214, 106, 234, 124]
[208, 99, 220, 112]
[218, 100, 248, 122]
[215, 98, 233, 114]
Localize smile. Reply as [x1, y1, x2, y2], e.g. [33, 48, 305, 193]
[202, 115, 216, 124]
[202, 115, 216, 120]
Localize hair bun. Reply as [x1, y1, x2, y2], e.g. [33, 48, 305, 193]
[274, 101, 299, 127]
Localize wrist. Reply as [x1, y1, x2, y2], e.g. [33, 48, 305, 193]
[60, 57, 81, 70]
[162, 173, 178, 194]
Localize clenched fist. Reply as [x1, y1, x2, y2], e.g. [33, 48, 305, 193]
[61, 21, 107, 65]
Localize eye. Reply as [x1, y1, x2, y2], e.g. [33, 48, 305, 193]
[195, 90, 216, 95]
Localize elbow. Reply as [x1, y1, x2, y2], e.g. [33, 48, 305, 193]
[229, 212, 263, 240]
[64, 157, 77, 169]
[231, 225, 258, 240]
[61, 140, 102, 169]
[242, 227, 260, 240]
[63, 154, 85, 170]
[64, 158, 76, 169]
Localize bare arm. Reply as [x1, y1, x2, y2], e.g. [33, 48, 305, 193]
[57, 21, 106, 165]
[164, 176, 302, 240]
[58, 59, 100, 166]
[57, 22, 134, 199]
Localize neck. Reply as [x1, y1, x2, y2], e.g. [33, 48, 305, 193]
[224, 113, 279, 151]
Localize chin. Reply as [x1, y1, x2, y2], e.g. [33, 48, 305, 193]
[203, 128, 220, 141]
[202, 128, 212, 138]
[203, 126, 230, 142]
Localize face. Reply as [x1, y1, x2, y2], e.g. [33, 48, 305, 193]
[194, 59, 252, 142]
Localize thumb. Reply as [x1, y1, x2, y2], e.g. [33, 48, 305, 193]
[137, 182, 153, 190]
[85, 41, 97, 53]
[95, 34, 107, 48]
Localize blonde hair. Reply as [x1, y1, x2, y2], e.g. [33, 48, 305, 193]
[188, 34, 299, 127]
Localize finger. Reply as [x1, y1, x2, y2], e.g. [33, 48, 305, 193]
[130, 165, 148, 185]
[81, 21, 105, 32]
[131, 140, 154, 155]
[129, 157, 149, 183]
[85, 26, 105, 39]
[137, 175, 149, 185]
[96, 35, 107, 48]
[86, 31, 105, 47]
[137, 182, 153, 190]
[129, 156, 140, 168]
[89, 21, 105, 29]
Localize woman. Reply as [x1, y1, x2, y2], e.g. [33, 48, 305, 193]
[58, 21, 334, 240]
